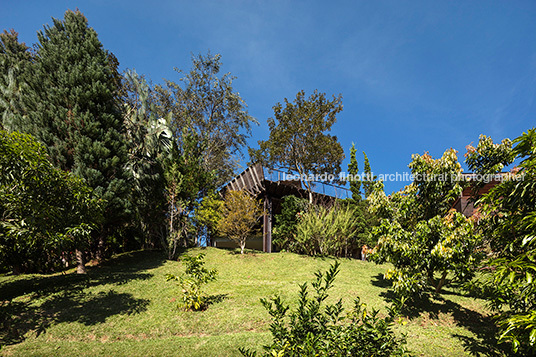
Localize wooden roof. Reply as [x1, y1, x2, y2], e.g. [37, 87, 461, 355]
[222, 164, 350, 203]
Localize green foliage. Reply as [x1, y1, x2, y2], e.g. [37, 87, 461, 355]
[465, 129, 536, 354]
[0, 130, 101, 273]
[465, 134, 514, 176]
[154, 52, 257, 187]
[272, 195, 309, 252]
[295, 204, 362, 257]
[0, 29, 32, 130]
[166, 253, 218, 311]
[362, 151, 377, 198]
[217, 190, 263, 254]
[163, 130, 215, 258]
[348, 143, 362, 201]
[250, 89, 344, 203]
[345, 145, 379, 251]
[369, 149, 483, 300]
[122, 70, 171, 248]
[4, 10, 131, 259]
[239, 261, 409, 357]
[195, 191, 224, 246]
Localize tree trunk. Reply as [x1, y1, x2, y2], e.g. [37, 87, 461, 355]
[12, 264, 22, 275]
[435, 271, 448, 293]
[76, 249, 87, 274]
[240, 241, 245, 254]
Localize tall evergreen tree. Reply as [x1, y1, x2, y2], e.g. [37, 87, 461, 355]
[11, 10, 131, 260]
[362, 151, 376, 198]
[0, 29, 32, 130]
[347, 143, 362, 202]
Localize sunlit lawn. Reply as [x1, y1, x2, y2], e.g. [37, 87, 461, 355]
[0, 248, 506, 356]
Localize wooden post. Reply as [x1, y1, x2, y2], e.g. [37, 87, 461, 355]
[263, 195, 272, 253]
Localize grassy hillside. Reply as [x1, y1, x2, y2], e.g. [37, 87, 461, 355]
[0, 248, 505, 356]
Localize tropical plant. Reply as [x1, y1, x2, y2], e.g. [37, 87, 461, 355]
[122, 70, 172, 248]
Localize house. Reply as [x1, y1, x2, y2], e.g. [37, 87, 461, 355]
[214, 164, 351, 252]
[452, 173, 506, 217]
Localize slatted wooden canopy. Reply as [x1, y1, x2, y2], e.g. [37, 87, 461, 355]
[220, 164, 351, 252]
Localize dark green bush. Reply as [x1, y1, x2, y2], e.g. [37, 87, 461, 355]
[240, 261, 410, 356]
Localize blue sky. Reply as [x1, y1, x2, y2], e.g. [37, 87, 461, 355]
[2, 0, 535, 194]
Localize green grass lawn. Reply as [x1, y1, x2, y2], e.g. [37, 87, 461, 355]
[0, 248, 507, 356]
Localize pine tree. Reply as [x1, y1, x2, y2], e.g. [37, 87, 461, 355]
[362, 151, 376, 198]
[348, 143, 362, 202]
[12, 10, 131, 261]
[0, 29, 32, 130]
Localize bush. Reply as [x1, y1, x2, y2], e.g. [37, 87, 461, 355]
[166, 253, 217, 311]
[239, 261, 409, 356]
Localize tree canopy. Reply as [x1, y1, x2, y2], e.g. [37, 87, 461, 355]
[370, 149, 482, 300]
[249, 89, 344, 203]
[0, 130, 100, 273]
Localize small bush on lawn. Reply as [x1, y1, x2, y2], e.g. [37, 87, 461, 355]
[239, 261, 410, 356]
[166, 253, 217, 311]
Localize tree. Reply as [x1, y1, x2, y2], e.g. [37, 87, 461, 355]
[0, 130, 100, 274]
[195, 191, 224, 247]
[122, 70, 171, 249]
[369, 149, 483, 300]
[217, 190, 263, 254]
[9, 10, 131, 260]
[166, 253, 218, 311]
[250, 89, 345, 203]
[362, 151, 377, 198]
[344, 144, 378, 254]
[163, 130, 214, 258]
[0, 29, 32, 131]
[465, 131, 535, 354]
[272, 195, 309, 252]
[347, 143, 362, 202]
[153, 52, 257, 187]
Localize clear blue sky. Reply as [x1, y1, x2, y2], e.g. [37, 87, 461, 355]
[2, 0, 535, 194]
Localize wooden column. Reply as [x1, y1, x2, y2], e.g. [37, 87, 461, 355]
[263, 195, 272, 253]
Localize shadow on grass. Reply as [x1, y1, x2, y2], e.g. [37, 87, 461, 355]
[371, 273, 392, 289]
[205, 293, 228, 306]
[376, 284, 509, 357]
[0, 250, 163, 347]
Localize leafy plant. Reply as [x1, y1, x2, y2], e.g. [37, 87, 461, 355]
[295, 204, 361, 257]
[465, 129, 536, 354]
[0, 130, 101, 274]
[369, 149, 483, 300]
[217, 190, 263, 254]
[166, 253, 218, 311]
[239, 261, 409, 357]
[272, 195, 309, 252]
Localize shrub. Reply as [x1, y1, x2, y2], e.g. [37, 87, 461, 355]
[295, 204, 361, 257]
[239, 261, 409, 356]
[166, 253, 217, 311]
